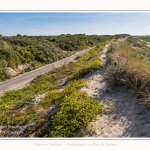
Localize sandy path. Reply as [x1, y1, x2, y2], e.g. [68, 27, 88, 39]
[81, 44, 150, 137]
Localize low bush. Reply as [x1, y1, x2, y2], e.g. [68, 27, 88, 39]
[45, 80, 104, 137]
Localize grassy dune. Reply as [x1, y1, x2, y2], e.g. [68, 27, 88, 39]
[0, 42, 107, 137]
[106, 39, 150, 107]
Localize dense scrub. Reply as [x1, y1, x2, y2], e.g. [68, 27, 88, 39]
[0, 42, 107, 137]
[43, 80, 104, 137]
[0, 34, 109, 81]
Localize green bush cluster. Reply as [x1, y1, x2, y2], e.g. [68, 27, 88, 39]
[0, 73, 57, 126]
[43, 80, 104, 137]
[69, 42, 107, 80]
[0, 34, 109, 81]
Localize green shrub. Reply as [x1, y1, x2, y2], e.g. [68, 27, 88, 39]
[40, 90, 60, 108]
[69, 44, 105, 80]
[45, 80, 104, 137]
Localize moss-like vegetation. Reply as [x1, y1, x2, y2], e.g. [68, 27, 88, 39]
[47, 80, 104, 137]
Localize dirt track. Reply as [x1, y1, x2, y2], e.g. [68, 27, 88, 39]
[81, 43, 150, 137]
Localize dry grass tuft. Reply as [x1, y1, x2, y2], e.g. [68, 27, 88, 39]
[105, 40, 150, 107]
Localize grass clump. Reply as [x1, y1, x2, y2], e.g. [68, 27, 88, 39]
[106, 40, 150, 107]
[69, 42, 107, 80]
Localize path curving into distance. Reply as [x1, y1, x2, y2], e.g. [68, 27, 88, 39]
[0, 47, 94, 95]
[80, 43, 150, 137]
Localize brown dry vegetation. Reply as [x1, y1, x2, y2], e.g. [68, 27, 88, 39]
[105, 38, 150, 107]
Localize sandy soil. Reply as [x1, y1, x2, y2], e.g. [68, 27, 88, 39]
[81, 44, 150, 137]
[6, 67, 18, 76]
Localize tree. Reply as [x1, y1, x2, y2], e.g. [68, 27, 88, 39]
[16, 34, 22, 37]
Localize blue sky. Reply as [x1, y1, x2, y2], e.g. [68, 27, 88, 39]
[0, 12, 150, 36]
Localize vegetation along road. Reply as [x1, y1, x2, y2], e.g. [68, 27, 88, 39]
[0, 47, 93, 95]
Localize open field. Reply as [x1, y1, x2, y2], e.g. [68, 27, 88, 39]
[137, 36, 150, 42]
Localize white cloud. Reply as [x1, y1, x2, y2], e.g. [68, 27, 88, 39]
[32, 29, 37, 32]
[131, 28, 138, 30]
[111, 22, 118, 25]
[127, 22, 136, 25]
[119, 27, 126, 30]
[56, 30, 62, 32]
[32, 29, 42, 32]
[146, 26, 150, 28]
